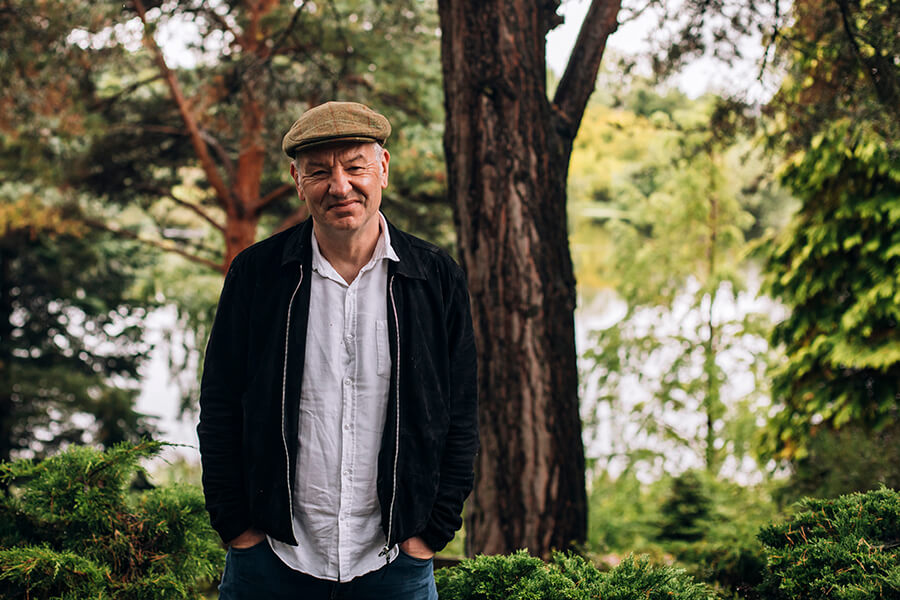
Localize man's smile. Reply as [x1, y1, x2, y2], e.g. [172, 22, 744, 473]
[327, 198, 362, 210]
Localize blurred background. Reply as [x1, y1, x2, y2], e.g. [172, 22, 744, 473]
[1, 0, 897, 595]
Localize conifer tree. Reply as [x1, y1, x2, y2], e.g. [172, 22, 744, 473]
[0, 441, 223, 599]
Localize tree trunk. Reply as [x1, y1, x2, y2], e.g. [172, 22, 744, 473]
[438, 0, 619, 557]
[0, 243, 14, 465]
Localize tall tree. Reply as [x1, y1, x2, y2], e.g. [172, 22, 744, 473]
[437, 0, 618, 556]
[437, 0, 780, 556]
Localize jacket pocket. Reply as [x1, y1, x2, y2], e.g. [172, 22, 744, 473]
[376, 319, 391, 379]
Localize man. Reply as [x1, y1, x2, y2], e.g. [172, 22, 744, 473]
[197, 101, 478, 599]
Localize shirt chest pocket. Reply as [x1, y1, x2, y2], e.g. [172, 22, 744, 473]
[376, 319, 391, 379]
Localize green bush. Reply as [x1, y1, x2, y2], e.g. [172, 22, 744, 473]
[0, 441, 224, 599]
[758, 487, 900, 599]
[672, 539, 767, 599]
[434, 550, 716, 599]
[653, 473, 773, 598]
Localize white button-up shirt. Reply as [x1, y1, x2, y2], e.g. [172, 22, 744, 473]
[269, 213, 400, 581]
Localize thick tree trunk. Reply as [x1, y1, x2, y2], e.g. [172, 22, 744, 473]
[438, 1, 587, 557]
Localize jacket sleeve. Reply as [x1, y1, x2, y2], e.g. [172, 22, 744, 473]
[197, 256, 253, 545]
[419, 265, 479, 552]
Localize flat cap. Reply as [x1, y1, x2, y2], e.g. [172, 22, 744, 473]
[282, 101, 391, 158]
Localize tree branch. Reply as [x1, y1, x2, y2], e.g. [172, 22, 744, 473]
[267, 4, 307, 61]
[135, 184, 225, 232]
[82, 218, 224, 273]
[254, 183, 296, 211]
[552, 0, 623, 142]
[194, 5, 245, 48]
[90, 74, 165, 110]
[131, 0, 237, 213]
[835, 0, 900, 117]
[198, 129, 236, 184]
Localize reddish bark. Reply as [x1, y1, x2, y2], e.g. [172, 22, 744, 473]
[133, 0, 285, 273]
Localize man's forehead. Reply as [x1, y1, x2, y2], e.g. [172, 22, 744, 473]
[298, 142, 376, 166]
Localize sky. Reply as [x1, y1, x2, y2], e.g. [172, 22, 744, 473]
[546, 0, 778, 103]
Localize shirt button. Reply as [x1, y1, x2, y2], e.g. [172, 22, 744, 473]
[344, 424, 351, 430]
[344, 377, 352, 386]
[343, 470, 350, 476]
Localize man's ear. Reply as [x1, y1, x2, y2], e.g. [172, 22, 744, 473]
[290, 162, 305, 202]
[380, 149, 391, 189]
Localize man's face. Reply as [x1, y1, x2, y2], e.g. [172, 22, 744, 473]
[291, 142, 390, 237]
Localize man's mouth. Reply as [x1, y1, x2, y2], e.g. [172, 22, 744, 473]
[327, 199, 361, 210]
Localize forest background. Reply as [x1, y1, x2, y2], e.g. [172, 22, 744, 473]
[1, 0, 898, 597]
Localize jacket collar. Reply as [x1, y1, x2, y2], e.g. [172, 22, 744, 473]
[280, 217, 427, 280]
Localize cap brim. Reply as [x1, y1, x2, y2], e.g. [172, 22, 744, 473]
[285, 135, 382, 158]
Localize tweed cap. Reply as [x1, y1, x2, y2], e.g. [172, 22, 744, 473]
[282, 101, 391, 158]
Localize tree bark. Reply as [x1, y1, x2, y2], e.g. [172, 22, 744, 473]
[438, 0, 618, 557]
[0, 243, 14, 465]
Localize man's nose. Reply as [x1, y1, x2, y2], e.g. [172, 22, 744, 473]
[328, 169, 352, 196]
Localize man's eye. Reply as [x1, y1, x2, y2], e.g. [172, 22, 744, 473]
[347, 167, 363, 173]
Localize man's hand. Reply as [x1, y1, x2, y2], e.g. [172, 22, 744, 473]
[399, 536, 435, 560]
[228, 528, 266, 549]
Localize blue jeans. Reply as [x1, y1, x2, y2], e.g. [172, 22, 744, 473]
[218, 540, 439, 600]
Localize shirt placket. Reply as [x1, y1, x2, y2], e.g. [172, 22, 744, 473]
[337, 280, 358, 577]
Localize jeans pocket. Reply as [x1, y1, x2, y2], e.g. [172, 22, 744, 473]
[397, 547, 434, 566]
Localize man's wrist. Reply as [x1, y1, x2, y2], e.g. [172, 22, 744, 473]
[399, 535, 435, 560]
[228, 528, 266, 549]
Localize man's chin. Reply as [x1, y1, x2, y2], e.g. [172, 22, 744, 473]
[320, 214, 367, 231]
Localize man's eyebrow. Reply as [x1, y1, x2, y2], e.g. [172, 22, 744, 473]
[302, 158, 331, 168]
[302, 154, 367, 169]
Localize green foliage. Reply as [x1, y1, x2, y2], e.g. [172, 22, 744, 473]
[766, 0, 899, 153]
[758, 487, 900, 599]
[588, 470, 779, 598]
[761, 0, 900, 459]
[658, 471, 712, 542]
[763, 118, 900, 459]
[0, 440, 224, 599]
[656, 472, 774, 598]
[0, 184, 157, 462]
[781, 423, 900, 505]
[434, 550, 715, 600]
[574, 86, 788, 479]
[587, 472, 663, 554]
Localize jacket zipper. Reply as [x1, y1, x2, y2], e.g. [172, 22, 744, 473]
[281, 266, 303, 533]
[380, 274, 401, 560]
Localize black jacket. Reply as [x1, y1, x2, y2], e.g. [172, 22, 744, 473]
[197, 218, 478, 553]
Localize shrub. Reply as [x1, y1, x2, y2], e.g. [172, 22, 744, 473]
[672, 538, 767, 599]
[434, 550, 716, 599]
[0, 441, 224, 599]
[658, 471, 713, 543]
[757, 487, 900, 599]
